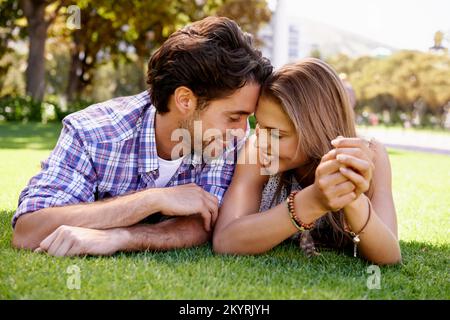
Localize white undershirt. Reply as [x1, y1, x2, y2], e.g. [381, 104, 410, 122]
[154, 155, 185, 187]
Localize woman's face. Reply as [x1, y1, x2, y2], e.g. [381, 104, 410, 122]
[254, 95, 308, 174]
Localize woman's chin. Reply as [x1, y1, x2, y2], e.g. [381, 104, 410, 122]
[260, 160, 284, 176]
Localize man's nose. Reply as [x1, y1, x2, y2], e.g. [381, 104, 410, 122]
[229, 119, 248, 137]
[237, 118, 248, 132]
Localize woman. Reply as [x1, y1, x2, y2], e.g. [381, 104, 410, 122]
[213, 58, 401, 265]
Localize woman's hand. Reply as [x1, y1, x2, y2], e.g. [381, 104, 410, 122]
[312, 150, 357, 213]
[331, 137, 375, 198]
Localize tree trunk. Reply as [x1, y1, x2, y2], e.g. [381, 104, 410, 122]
[66, 30, 83, 102]
[20, 0, 48, 101]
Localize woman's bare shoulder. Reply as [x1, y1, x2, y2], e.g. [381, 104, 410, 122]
[369, 138, 390, 168]
[367, 138, 392, 199]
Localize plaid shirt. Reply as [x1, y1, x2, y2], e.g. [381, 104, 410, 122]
[13, 91, 246, 227]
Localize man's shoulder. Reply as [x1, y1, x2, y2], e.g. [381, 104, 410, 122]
[63, 91, 152, 144]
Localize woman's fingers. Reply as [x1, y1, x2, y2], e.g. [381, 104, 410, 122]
[331, 137, 370, 149]
[316, 159, 342, 177]
[335, 147, 369, 161]
[335, 192, 357, 209]
[318, 171, 348, 188]
[339, 166, 369, 193]
[321, 149, 337, 162]
[332, 181, 356, 197]
[336, 154, 372, 180]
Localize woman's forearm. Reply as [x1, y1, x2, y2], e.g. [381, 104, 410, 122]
[343, 195, 402, 265]
[213, 186, 326, 255]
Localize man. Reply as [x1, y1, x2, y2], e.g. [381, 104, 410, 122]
[12, 16, 272, 256]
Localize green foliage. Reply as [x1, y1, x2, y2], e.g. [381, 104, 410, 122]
[328, 51, 450, 127]
[1, 0, 271, 103]
[0, 0, 24, 92]
[0, 96, 42, 122]
[52, 98, 93, 121]
[0, 96, 92, 122]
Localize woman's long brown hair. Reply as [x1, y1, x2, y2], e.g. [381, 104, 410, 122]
[261, 58, 357, 254]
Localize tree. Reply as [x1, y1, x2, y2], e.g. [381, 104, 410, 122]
[64, 0, 271, 101]
[328, 50, 450, 127]
[0, 0, 23, 94]
[19, 0, 67, 101]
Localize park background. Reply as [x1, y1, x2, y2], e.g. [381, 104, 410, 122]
[0, 0, 449, 299]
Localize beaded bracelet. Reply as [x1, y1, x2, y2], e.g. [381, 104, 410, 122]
[285, 190, 315, 232]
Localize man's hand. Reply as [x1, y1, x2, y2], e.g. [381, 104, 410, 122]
[159, 183, 219, 232]
[35, 225, 127, 257]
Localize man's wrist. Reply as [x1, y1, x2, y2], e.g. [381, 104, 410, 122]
[143, 187, 165, 213]
[111, 227, 132, 252]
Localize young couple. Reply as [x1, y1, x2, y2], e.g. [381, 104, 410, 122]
[12, 16, 401, 265]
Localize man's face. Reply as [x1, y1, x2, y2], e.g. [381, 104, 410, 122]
[182, 82, 261, 158]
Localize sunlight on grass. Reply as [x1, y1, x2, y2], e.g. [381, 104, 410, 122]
[0, 123, 449, 299]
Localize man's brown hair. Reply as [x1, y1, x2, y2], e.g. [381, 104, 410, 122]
[147, 16, 272, 113]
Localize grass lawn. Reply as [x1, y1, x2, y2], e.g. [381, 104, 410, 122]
[0, 123, 449, 299]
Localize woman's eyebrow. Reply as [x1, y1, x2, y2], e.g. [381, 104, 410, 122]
[257, 122, 288, 134]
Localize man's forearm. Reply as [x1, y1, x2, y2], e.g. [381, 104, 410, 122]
[117, 215, 211, 252]
[13, 188, 165, 250]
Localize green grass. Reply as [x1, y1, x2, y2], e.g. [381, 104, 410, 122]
[0, 123, 449, 299]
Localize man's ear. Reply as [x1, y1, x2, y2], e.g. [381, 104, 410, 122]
[173, 86, 197, 116]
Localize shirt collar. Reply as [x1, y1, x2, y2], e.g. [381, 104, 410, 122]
[137, 91, 159, 174]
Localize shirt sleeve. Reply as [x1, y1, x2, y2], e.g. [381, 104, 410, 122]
[12, 119, 97, 228]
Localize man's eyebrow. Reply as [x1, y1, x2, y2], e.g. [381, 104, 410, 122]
[227, 111, 252, 116]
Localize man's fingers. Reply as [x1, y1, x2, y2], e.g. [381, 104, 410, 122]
[65, 244, 82, 257]
[204, 191, 219, 208]
[34, 247, 44, 254]
[53, 239, 74, 257]
[206, 198, 218, 227]
[46, 232, 67, 256]
[39, 228, 60, 251]
[200, 209, 212, 232]
[200, 190, 219, 228]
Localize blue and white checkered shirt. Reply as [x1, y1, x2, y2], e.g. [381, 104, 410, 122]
[13, 91, 246, 227]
